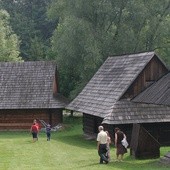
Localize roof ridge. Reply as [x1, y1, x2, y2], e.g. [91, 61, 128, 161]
[108, 51, 155, 58]
[0, 60, 56, 65]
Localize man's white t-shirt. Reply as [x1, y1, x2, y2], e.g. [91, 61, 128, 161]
[97, 130, 107, 144]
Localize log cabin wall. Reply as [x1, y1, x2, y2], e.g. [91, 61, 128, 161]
[130, 124, 160, 159]
[0, 109, 63, 130]
[123, 56, 168, 99]
[83, 114, 103, 136]
[142, 122, 170, 146]
[49, 108, 63, 127]
[105, 123, 170, 146]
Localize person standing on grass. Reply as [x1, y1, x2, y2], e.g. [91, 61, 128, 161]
[105, 131, 111, 162]
[30, 122, 38, 142]
[114, 127, 127, 162]
[97, 126, 109, 164]
[33, 119, 40, 140]
[46, 123, 51, 141]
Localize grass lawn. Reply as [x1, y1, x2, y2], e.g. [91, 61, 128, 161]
[0, 116, 169, 170]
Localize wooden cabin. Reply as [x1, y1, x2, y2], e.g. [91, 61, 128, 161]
[67, 51, 170, 145]
[130, 124, 160, 159]
[0, 61, 69, 130]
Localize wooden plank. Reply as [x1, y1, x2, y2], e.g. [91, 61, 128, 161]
[0, 123, 31, 127]
[130, 124, 160, 159]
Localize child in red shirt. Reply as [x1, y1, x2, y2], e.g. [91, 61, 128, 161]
[30, 123, 38, 142]
[33, 119, 41, 140]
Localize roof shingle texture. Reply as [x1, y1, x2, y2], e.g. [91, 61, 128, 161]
[0, 61, 68, 109]
[133, 72, 170, 106]
[102, 100, 170, 124]
[67, 52, 155, 117]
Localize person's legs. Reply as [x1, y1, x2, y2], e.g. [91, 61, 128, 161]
[116, 155, 119, 161]
[47, 132, 51, 141]
[99, 144, 108, 164]
[48, 133, 51, 141]
[118, 145, 126, 161]
[99, 156, 103, 164]
[116, 144, 125, 161]
[119, 154, 123, 161]
[32, 132, 37, 142]
[37, 132, 39, 141]
[116, 154, 124, 161]
[101, 154, 108, 163]
[98, 149, 103, 164]
[107, 150, 110, 161]
[47, 133, 48, 141]
[116, 148, 119, 161]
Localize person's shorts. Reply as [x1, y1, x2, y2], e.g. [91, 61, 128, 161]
[32, 132, 37, 138]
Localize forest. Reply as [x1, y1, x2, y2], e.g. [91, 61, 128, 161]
[0, 0, 170, 99]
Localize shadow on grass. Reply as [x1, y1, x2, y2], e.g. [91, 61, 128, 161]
[52, 133, 96, 149]
[76, 158, 169, 170]
[0, 131, 30, 139]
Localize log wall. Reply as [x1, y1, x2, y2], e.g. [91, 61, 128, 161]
[106, 123, 170, 146]
[83, 114, 103, 135]
[123, 56, 168, 99]
[0, 109, 63, 130]
[130, 124, 160, 159]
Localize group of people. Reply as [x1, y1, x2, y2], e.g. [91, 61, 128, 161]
[31, 120, 127, 162]
[97, 125, 128, 164]
[30, 119, 51, 142]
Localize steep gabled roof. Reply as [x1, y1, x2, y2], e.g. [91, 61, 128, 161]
[67, 51, 158, 117]
[102, 100, 170, 124]
[132, 72, 170, 106]
[0, 61, 68, 109]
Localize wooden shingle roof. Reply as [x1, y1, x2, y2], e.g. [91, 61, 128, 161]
[67, 52, 158, 117]
[132, 72, 170, 106]
[0, 61, 68, 109]
[102, 100, 170, 124]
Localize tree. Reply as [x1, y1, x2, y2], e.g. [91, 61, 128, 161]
[51, 16, 102, 97]
[0, 9, 22, 62]
[48, 0, 170, 98]
[0, 0, 57, 61]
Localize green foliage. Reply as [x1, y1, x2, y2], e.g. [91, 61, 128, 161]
[48, 0, 170, 98]
[51, 16, 102, 97]
[0, 0, 57, 61]
[0, 10, 22, 62]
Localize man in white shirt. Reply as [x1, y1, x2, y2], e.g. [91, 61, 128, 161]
[97, 126, 108, 164]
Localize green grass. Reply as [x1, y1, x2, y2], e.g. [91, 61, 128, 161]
[0, 116, 169, 170]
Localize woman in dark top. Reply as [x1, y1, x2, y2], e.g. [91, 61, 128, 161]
[114, 127, 127, 161]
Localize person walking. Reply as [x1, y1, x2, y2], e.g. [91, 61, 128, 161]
[30, 123, 38, 142]
[105, 131, 111, 162]
[97, 126, 109, 164]
[46, 123, 51, 141]
[33, 119, 41, 140]
[114, 127, 127, 162]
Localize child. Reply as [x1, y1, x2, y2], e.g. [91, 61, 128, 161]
[33, 119, 41, 140]
[105, 131, 111, 161]
[46, 124, 51, 141]
[30, 123, 38, 142]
